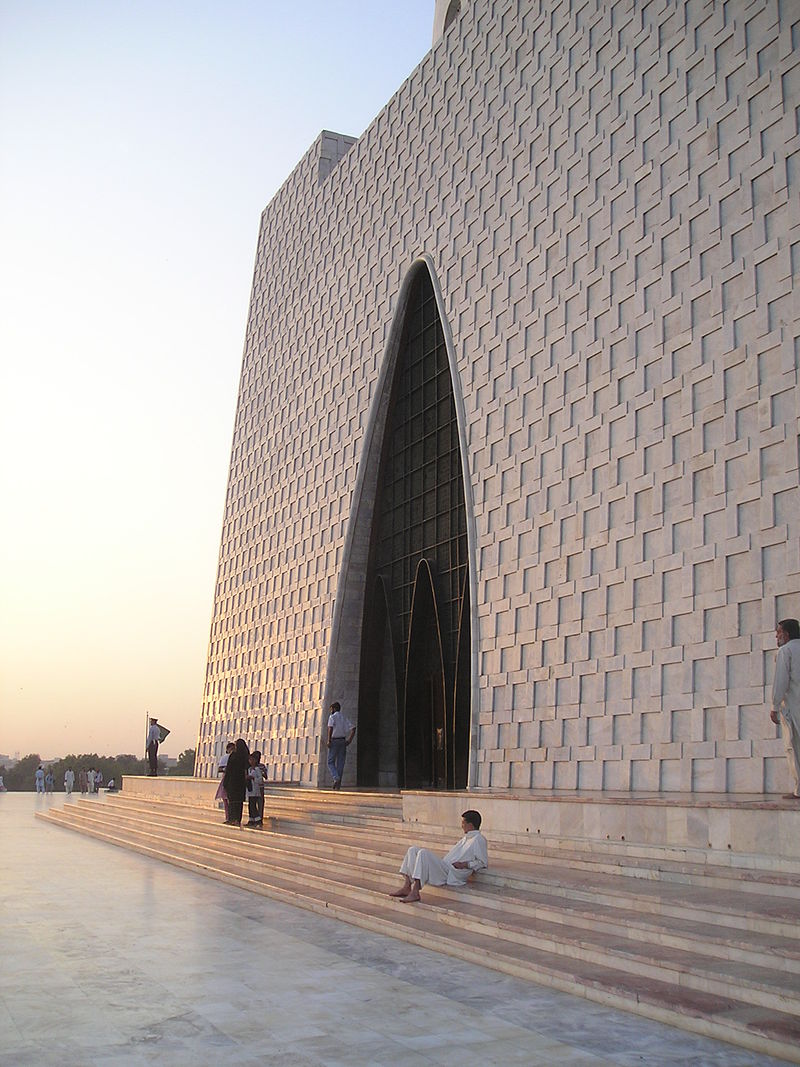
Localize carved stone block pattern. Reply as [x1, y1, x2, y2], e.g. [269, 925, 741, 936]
[196, 0, 800, 793]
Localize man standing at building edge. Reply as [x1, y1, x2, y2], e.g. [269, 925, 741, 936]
[146, 717, 161, 777]
[326, 701, 355, 789]
[771, 619, 800, 799]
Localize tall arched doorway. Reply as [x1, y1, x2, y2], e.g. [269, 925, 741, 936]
[357, 267, 470, 790]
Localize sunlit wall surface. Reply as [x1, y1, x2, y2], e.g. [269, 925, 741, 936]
[196, 0, 800, 793]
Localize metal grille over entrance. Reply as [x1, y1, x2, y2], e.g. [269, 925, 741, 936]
[358, 268, 470, 790]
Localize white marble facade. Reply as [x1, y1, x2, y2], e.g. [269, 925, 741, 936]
[196, 0, 800, 794]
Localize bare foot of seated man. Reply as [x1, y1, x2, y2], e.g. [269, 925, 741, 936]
[389, 877, 414, 898]
[389, 812, 488, 905]
[394, 865, 473, 904]
[400, 877, 422, 904]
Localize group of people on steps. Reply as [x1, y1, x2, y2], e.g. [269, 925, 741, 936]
[215, 739, 267, 827]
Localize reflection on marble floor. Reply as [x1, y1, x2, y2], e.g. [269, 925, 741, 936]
[0, 793, 786, 1066]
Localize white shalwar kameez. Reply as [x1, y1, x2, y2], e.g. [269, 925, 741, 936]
[773, 637, 800, 796]
[399, 830, 488, 887]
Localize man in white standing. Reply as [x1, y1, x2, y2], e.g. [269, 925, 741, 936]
[146, 717, 161, 776]
[34, 765, 45, 793]
[64, 767, 75, 795]
[390, 810, 488, 903]
[772, 618, 800, 800]
[326, 701, 355, 790]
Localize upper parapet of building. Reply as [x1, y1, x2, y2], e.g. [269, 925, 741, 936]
[317, 131, 358, 185]
[432, 0, 464, 43]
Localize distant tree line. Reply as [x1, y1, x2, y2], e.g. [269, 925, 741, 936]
[0, 749, 196, 791]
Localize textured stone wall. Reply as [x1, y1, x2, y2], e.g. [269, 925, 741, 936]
[196, 0, 800, 793]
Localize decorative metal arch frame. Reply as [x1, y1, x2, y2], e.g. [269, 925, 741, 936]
[404, 556, 448, 789]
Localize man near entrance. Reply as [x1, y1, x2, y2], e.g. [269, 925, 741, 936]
[326, 702, 355, 789]
[390, 810, 488, 903]
[772, 619, 800, 799]
[146, 717, 161, 776]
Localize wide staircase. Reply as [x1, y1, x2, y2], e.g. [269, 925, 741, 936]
[38, 786, 800, 1062]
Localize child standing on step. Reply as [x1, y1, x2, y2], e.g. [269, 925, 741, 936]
[246, 752, 265, 827]
[256, 751, 268, 824]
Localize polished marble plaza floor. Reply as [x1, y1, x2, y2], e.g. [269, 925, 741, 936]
[0, 792, 787, 1066]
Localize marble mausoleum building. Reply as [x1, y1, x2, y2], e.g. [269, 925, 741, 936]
[195, 0, 800, 795]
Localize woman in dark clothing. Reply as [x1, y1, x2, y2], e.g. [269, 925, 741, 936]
[222, 738, 249, 825]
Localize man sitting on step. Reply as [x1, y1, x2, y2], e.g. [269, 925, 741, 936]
[390, 810, 488, 904]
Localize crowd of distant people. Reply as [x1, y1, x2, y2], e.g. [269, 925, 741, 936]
[33, 765, 115, 795]
[34, 765, 55, 793]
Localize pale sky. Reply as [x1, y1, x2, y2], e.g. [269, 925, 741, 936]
[0, 1, 433, 760]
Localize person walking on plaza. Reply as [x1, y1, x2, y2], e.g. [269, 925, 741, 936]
[35, 765, 45, 793]
[326, 702, 355, 790]
[64, 767, 75, 795]
[389, 810, 488, 904]
[146, 717, 161, 776]
[87, 768, 96, 794]
[772, 618, 800, 799]
[222, 738, 249, 826]
[79, 768, 87, 794]
[44, 769, 54, 794]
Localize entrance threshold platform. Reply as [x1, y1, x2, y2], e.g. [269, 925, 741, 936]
[401, 789, 800, 872]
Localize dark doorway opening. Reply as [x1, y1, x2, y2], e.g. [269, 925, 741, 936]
[357, 267, 470, 790]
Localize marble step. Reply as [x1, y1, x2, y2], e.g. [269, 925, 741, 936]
[270, 829, 800, 919]
[40, 805, 800, 1015]
[55, 801, 800, 973]
[239, 801, 401, 829]
[143, 787, 404, 822]
[89, 797, 800, 939]
[116, 794, 403, 834]
[264, 785, 402, 805]
[250, 802, 800, 896]
[268, 817, 800, 899]
[36, 806, 800, 1063]
[260, 787, 403, 817]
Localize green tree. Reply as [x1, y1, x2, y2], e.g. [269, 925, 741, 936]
[2, 753, 42, 791]
[169, 749, 196, 775]
[2, 753, 150, 791]
[0, 750, 190, 790]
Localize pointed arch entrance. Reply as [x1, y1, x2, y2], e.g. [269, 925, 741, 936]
[356, 267, 471, 790]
